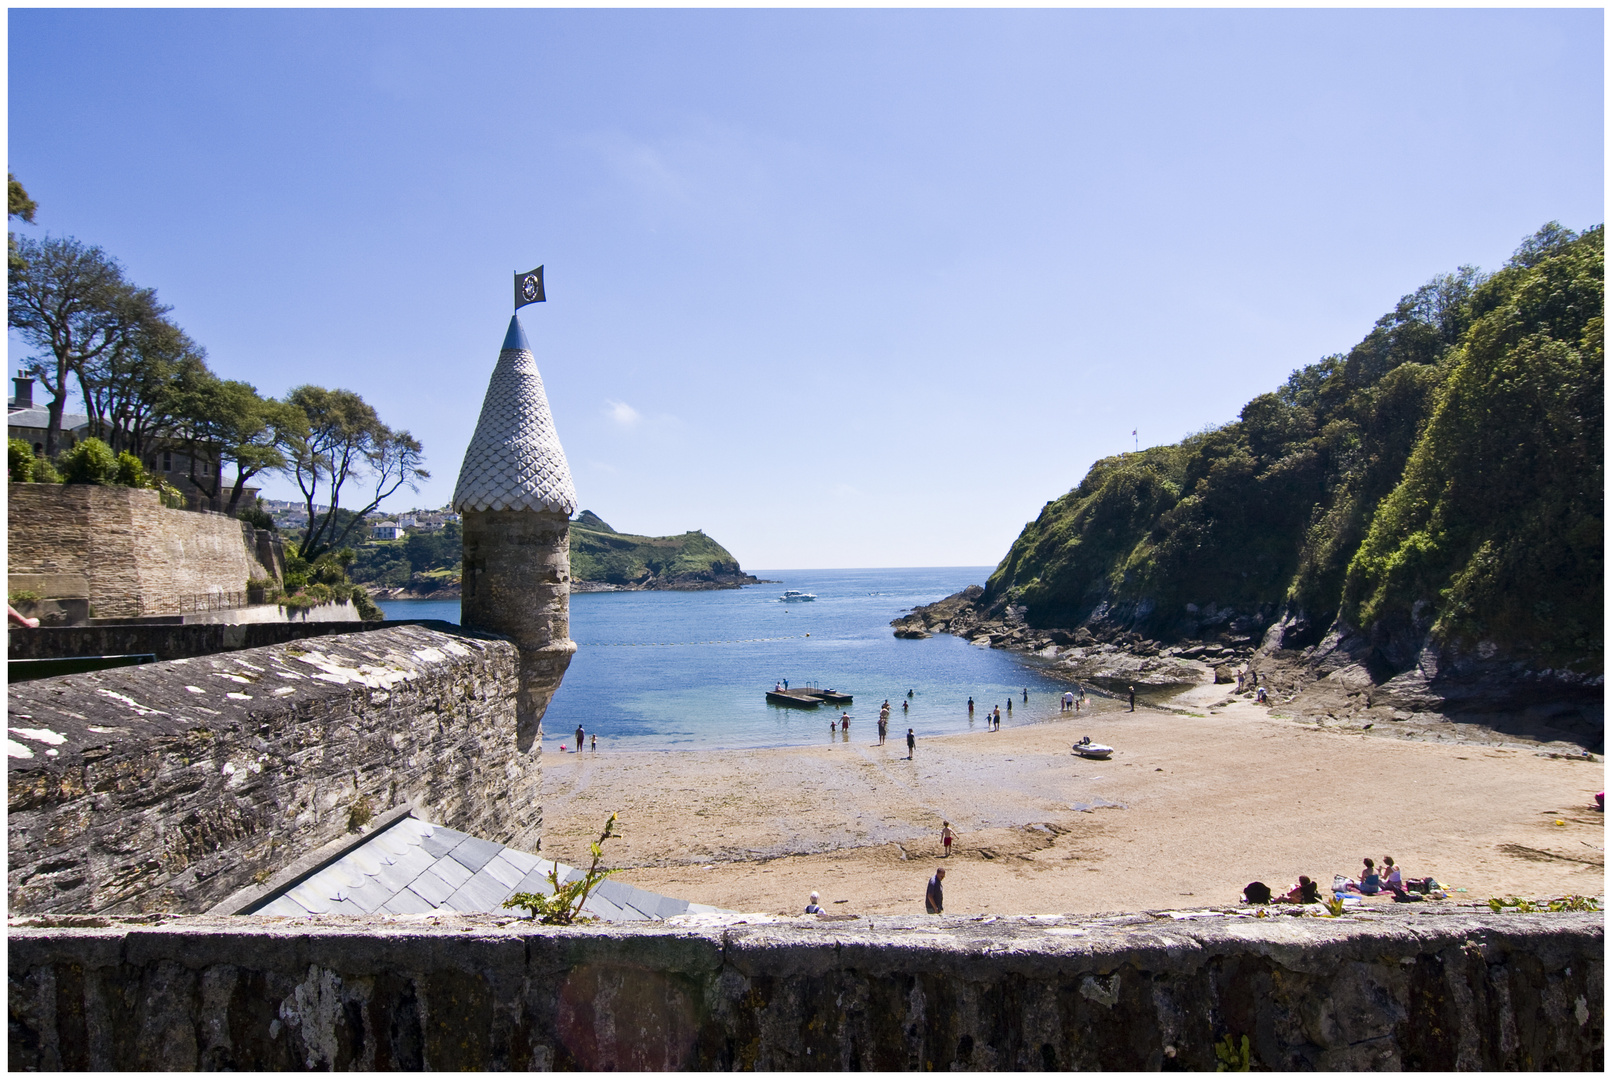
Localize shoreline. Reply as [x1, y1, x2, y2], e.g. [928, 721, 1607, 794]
[540, 693, 1604, 918]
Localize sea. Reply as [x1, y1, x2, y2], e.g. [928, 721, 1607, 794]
[376, 567, 1077, 752]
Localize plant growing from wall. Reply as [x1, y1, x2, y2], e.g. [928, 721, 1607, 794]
[503, 813, 620, 924]
[1214, 1033, 1252, 1071]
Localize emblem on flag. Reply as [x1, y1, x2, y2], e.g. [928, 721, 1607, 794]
[515, 266, 546, 309]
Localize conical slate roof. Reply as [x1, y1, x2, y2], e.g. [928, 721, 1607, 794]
[451, 315, 577, 515]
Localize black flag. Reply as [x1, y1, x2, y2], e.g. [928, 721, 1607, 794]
[515, 266, 546, 309]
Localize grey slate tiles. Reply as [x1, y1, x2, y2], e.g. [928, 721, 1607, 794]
[249, 814, 725, 922]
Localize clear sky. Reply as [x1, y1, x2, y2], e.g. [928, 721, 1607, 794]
[8, 8, 1603, 569]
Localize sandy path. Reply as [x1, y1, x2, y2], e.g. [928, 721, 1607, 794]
[537, 693, 1604, 918]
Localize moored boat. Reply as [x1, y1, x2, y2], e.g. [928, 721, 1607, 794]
[1073, 736, 1114, 760]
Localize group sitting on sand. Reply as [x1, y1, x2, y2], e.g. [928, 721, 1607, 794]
[1242, 855, 1447, 906]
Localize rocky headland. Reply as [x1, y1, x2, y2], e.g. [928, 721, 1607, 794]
[369, 511, 763, 599]
[896, 224, 1604, 753]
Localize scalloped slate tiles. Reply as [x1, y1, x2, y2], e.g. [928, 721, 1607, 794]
[451, 316, 577, 515]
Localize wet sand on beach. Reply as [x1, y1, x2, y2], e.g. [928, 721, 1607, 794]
[538, 692, 1604, 917]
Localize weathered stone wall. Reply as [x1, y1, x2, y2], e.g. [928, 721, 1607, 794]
[8, 619, 395, 664]
[461, 508, 574, 752]
[7, 484, 276, 620]
[6, 908, 1601, 1071]
[6, 625, 537, 915]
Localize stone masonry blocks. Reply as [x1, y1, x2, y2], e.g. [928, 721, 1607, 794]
[6, 908, 1602, 1070]
[6, 625, 535, 915]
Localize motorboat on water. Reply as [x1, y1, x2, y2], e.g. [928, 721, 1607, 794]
[779, 590, 816, 602]
[1073, 736, 1114, 760]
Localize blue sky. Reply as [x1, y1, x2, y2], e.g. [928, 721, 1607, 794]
[8, 8, 1603, 569]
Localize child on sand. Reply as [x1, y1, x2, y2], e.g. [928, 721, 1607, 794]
[941, 821, 955, 857]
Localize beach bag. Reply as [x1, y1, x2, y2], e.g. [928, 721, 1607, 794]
[1243, 881, 1272, 904]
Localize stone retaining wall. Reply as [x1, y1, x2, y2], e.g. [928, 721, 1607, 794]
[6, 908, 1601, 1070]
[7, 619, 399, 665]
[8, 484, 277, 620]
[6, 625, 535, 915]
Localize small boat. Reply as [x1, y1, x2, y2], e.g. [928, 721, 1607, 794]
[779, 590, 816, 602]
[1073, 737, 1114, 760]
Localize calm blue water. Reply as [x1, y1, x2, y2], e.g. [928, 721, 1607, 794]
[377, 567, 1071, 750]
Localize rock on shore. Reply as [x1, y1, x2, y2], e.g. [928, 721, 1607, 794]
[894, 587, 1603, 749]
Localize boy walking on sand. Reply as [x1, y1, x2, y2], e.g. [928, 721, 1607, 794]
[907, 728, 916, 759]
[941, 821, 955, 857]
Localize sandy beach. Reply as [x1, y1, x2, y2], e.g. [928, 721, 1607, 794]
[537, 689, 1604, 918]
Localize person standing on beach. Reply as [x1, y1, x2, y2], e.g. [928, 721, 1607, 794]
[941, 821, 955, 857]
[907, 728, 916, 759]
[575, 724, 585, 751]
[1062, 691, 1074, 713]
[878, 715, 887, 744]
[925, 867, 945, 914]
[590, 733, 597, 752]
[1128, 686, 1136, 712]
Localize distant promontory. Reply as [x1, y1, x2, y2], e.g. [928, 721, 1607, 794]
[358, 510, 762, 599]
[569, 511, 763, 591]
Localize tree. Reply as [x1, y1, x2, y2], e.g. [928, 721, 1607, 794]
[8, 173, 37, 273]
[8, 235, 137, 457]
[286, 385, 429, 560]
[75, 292, 203, 458]
[8, 173, 37, 223]
[167, 368, 307, 514]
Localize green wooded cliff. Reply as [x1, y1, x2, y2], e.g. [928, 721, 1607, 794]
[985, 223, 1602, 673]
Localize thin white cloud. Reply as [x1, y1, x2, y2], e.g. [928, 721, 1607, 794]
[607, 400, 642, 427]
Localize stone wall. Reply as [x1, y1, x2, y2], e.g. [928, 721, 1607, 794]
[6, 625, 538, 915]
[8, 619, 399, 665]
[8, 484, 277, 620]
[6, 908, 1601, 1070]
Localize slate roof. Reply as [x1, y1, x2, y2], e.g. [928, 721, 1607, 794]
[7, 406, 90, 431]
[246, 814, 723, 921]
[451, 314, 577, 516]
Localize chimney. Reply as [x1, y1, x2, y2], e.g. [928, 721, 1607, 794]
[12, 376, 34, 409]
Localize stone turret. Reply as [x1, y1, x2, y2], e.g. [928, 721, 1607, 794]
[453, 314, 576, 758]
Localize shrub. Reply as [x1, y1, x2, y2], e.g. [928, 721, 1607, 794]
[351, 587, 383, 621]
[238, 502, 276, 530]
[113, 451, 149, 488]
[8, 438, 35, 482]
[29, 456, 60, 483]
[57, 438, 118, 485]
